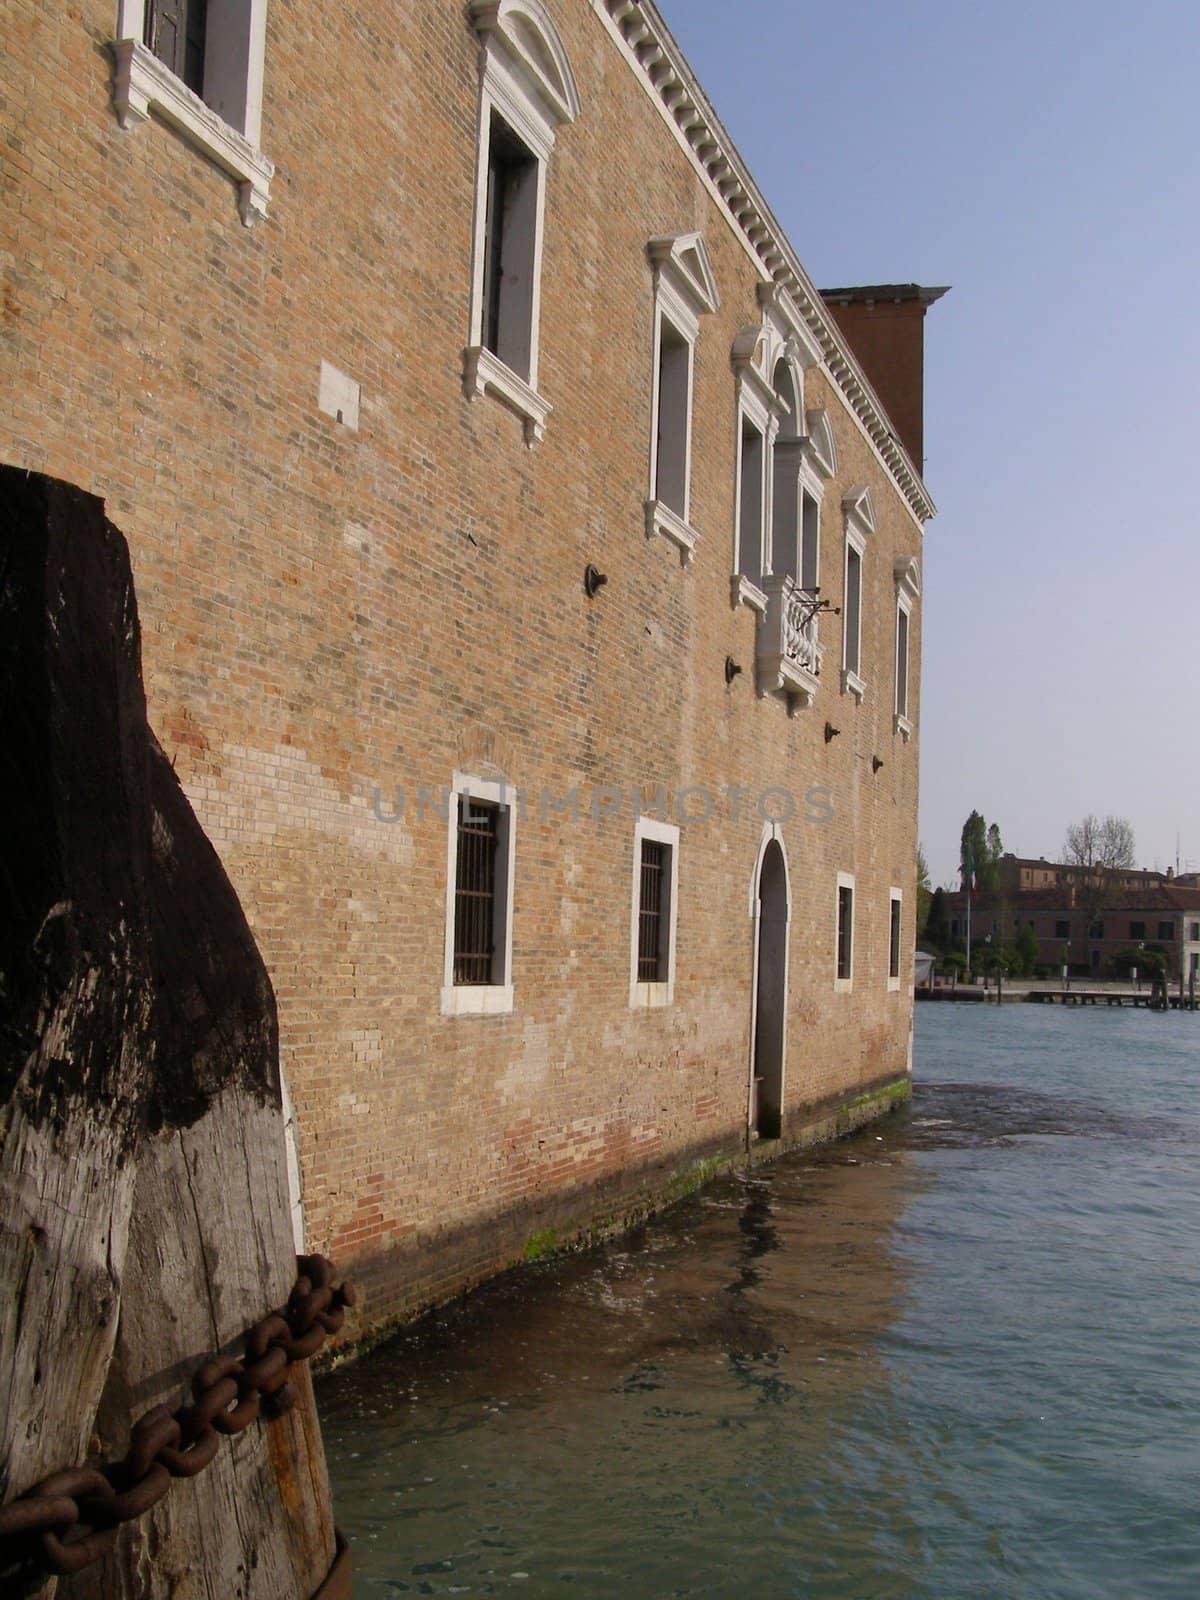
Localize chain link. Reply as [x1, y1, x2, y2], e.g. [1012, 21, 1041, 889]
[0, 1254, 357, 1578]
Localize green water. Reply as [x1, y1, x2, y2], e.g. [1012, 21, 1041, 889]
[318, 1005, 1200, 1597]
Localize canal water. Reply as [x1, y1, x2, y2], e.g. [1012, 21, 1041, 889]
[318, 1005, 1200, 1598]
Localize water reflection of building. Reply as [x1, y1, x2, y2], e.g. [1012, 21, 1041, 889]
[320, 1131, 929, 1592]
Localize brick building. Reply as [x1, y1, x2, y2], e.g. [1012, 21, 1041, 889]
[2, 1, 941, 1337]
[993, 854, 1175, 897]
[948, 883, 1200, 982]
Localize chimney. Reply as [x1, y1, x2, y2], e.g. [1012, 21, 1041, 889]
[819, 284, 948, 472]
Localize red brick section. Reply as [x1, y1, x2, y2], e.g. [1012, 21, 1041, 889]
[821, 286, 949, 471]
[1, 1, 932, 1342]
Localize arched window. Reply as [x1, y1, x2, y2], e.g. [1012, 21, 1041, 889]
[770, 358, 803, 582]
[731, 293, 829, 708]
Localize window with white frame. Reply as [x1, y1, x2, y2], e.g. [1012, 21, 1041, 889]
[888, 888, 903, 990]
[835, 872, 855, 990]
[737, 413, 766, 583]
[800, 490, 820, 591]
[654, 318, 690, 514]
[768, 358, 803, 581]
[482, 113, 540, 378]
[728, 324, 776, 614]
[729, 295, 824, 617]
[894, 598, 911, 728]
[799, 408, 837, 591]
[112, 0, 273, 224]
[463, 0, 580, 446]
[843, 543, 863, 678]
[630, 816, 679, 1007]
[644, 232, 718, 563]
[893, 555, 920, 740]
[841, 487, 875, 702]
[442, 773, 517, 1016]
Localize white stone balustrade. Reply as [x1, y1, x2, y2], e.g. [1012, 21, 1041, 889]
[756, 575, 823, 706]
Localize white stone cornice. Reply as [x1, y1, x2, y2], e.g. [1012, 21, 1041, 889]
[731, 328, 778, 422]
[645, 499, 698, 565]
[589, 0, 936, 526]
[111, 39, 273, 224]
[730, 324, 766, 370]
[894, 555, 921, 599]
[464, 346, 551, 444]
[802, 409, 838, 479]
[470, 0, 582, 127]
[647, 231, 720, 321]
[843, 486, 877, 539]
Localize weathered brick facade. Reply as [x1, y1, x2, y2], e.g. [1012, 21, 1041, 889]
[2, 1, 939, 1340]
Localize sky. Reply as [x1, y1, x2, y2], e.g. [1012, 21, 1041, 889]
[657, 0, 1200, 888]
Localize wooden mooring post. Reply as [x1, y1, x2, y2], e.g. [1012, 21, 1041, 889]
[1, 471, 351, 1599]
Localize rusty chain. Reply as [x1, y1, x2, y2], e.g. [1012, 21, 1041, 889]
[0, 1253, 357, 1578]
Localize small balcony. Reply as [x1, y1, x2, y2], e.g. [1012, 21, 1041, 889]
[756, 575, 823, 707]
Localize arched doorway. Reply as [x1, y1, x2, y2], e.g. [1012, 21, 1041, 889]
[751, 838, 789, 1139]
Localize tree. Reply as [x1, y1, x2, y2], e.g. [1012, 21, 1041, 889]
[1062, 814, 1136, 875]
[940, 951, 967, 986]
[987, 822, 1003, 871]
[924, 885, 949, 948]
[924, 886, 949, 949]
[916, 844, 932, 935]
[1112, 944, 1166, 980]
[1062, 813, 1136, 930]
[960, 810, 1004, 893]
[1016, 922, 1039, 975]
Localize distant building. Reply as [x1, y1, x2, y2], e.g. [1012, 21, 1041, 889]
[994, 853, 1175, 897]
[947, 880, 1200, 982]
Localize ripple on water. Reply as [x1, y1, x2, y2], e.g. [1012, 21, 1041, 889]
[319, 1005, 1200, 1599]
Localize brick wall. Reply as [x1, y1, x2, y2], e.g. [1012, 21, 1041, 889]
[1, 0, 929, 1338]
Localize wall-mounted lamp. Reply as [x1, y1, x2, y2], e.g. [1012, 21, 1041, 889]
[725, 655, 743, 685]
[584, 564, 608, 598]
[796, 593, 841, 628]
[872, 756, 885, 773]
[824, 722, 841, 744]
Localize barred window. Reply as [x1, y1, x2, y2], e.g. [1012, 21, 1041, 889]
[630, 820, 678, 1005]
[889, 894, 902, 981]
[442, 775, 516, 1015]
[453, 796, 499, 986]
[638, 840, 668, 982]
[837, 882, 854, 982]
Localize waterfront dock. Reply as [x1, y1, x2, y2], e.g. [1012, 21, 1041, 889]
[1025, 988, 1197, 1010]
[918, 981, 1197, 1011]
